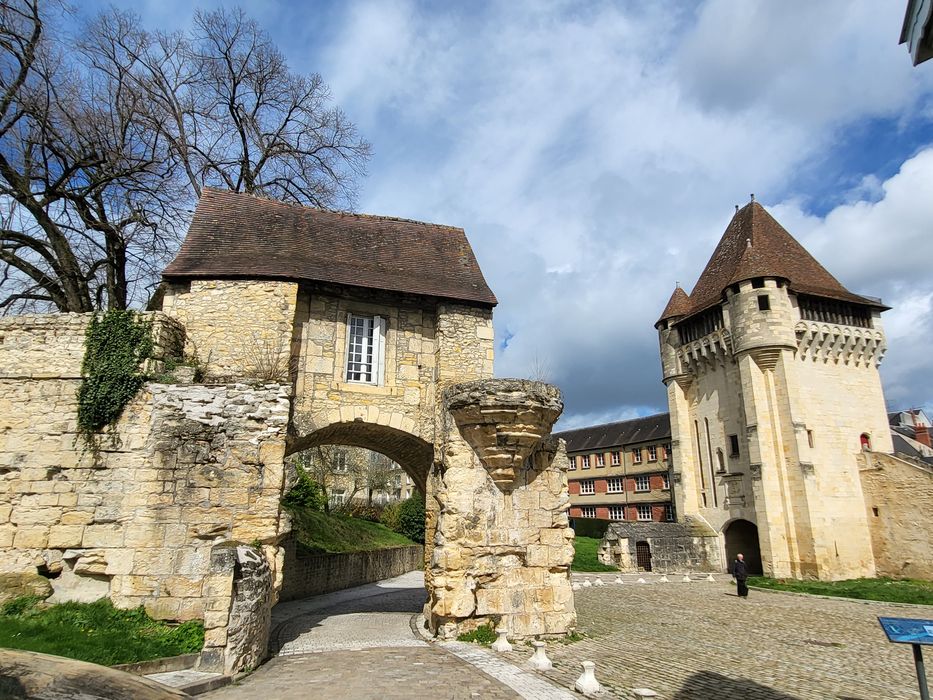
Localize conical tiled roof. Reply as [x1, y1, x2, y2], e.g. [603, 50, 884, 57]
[656, 286, 691, 325]
[683, 201, 882, 317]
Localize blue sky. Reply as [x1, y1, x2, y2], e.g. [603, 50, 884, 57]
[85, 0, 933, 428]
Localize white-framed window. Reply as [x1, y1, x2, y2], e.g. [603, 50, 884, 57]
[635, 475, 650, 492]
[580, 479, 595, 495]
[595, 453, 605, 467]
[661, 474, 670, 490]
[345, 314, 386, 385]
[332, 488, 347, 505]
[647, 445, 658, 462]
[608, 505, 625, 520]
[607, 476, 624, 493]
[334, 451, 348, 473]
[663, 443, 672, 460]
[663, 504, 674, 521]
[580, 506, 596, 518]
[637, 504, 652, 521]
[611, 451, 621, 466]
[567, 455, 576, 470]
[632, 448, 642, 464]
[582, 455, 591, 469]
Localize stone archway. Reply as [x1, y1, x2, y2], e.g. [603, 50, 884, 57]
[723, 519, 763, 575]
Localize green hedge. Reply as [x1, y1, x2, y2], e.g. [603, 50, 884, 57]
[570, 517, 611, 539]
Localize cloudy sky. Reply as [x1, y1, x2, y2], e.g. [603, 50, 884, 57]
[93, 0, 933, 428]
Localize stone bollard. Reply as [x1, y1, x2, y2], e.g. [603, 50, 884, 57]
[637, 577, 646, 584]
[572, 581, 582, 591]
[682, 574, 691, 583]
[574, 661, 601, 696]
[594, 578, 605, 587]
[582, 579, 592, 588]
[528, 641, 553, 671]
[633, 688, 658, 698]
[659, 575, 669, 583]
[706, 574, 715, 582]
[614, 576, 624, 585]
[491, 628, 513, 653]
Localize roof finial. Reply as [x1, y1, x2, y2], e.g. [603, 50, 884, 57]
[750, 193, 755, 202]
[675, 280, 680, 288]
[734, 204, 739, 213]
[746, 237, 752, 248]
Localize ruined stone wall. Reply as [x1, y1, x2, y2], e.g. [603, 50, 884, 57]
[859, 453, 933, 580]
[161, 279, 299, 379]
[598, 520, 722, 573]
[278, 538, 424, 601]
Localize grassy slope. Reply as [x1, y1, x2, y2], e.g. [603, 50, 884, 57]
[289, 508, 415, 554]
[0, 597, 203, 665]
[572, 536, 618, 572]
[748, 576, 933, 605]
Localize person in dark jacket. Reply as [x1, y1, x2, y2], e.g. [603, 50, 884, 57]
[732, 553, 749, 597]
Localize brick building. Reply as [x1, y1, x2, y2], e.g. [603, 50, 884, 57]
[556, 413, 674, 523]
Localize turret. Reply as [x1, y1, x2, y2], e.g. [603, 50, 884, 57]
[656, 285, 691, 384]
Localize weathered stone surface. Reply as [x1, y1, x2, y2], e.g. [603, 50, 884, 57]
[221, 546, 273, 675]
[0, 573, 52, 604]
[598, 518, 722, 573]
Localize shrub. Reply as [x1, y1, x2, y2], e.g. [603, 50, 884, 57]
[456, 623, 497, 645]
[380, 501, 402, 532]
[396, 495, 426, 544]
[282, 463, 326, 512]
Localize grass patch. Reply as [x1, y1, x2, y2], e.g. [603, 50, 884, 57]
[572, 536, 617, 572]
[0, 597, 203, 665]
[288, 508, 415, 554]
[456, 623, 497, 645]
[748, 577, 933, 605]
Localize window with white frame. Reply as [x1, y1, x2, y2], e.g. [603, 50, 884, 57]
[345, 314, 386, 384]
[567, 455, 576, 470]
[611, 451, 621, 466]
[637, 504, 652, 521]
[580, 479, 595, 495]
[580, 506, 596, 518]
[608, 505, 625, 520]
[596, 453, 605, 467]
[334, 451, 348, 473]
[607, 476, 624, 493]
[647, 445, 658, 461]
[332, 488, 347, 505]
[661, 473, 670, 490]
[632, 448, 642, 464]
[635, 475, 650, 492]
[581, 455, 590, 469]
[663, 503, 674, 521]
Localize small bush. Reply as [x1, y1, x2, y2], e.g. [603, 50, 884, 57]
[457, 623, 497, 645]
[282, 464, 326, 512]
[396, 495, 426, 544]
[380, 501, 402, 531]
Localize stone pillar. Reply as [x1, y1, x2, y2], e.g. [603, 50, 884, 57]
[427, 379, 576, 639]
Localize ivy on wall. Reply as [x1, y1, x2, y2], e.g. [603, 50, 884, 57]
[77, 310, 153, 440]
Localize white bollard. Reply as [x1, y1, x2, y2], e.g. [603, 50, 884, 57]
[637, 577, 646, 584]
[682, 574, 691, 582]
[582, 578, 592, 588]
[614, 576, 624, 585]
[594, 578, 605, 587]
[491, 628, 512, 653]
[706, 574, 715, 582]
[659, 574, 669, 583]
[633, 688, 658, 698]
[574, 661, 601, 696]
[528, 640, 553, 671]
[572, 581, 582, 591]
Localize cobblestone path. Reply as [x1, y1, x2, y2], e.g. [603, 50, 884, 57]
[498, 573, 933, 699]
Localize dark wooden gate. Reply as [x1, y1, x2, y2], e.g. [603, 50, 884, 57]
[636, 541, 652, 572]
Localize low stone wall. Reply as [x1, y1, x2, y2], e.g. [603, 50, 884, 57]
[278, 536, 424, 602]
[598, 518, 722, 573]
[860, 452, 933, 580]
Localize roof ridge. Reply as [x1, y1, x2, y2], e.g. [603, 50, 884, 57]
[555, 411, 670, 436]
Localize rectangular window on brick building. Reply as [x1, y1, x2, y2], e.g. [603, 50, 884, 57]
[608, 505, 625, 520]
[632, 448, 642, 464]
[637, 504, 652, 521]
[664, 504, 674, 521]
[647, 445, 658, 461]
[661, 474, 670, 490]
[580, 479, 595, 495]
[611, 451, 620, 466]
[607, 476, 623, 493]
[596, 453, 605, 467]
[582, 455, 591, 469]
[635, 475, 650, 492]
[581, 506, 596, 518]
[729, 434, 740, 457]
[663, 443, 672, 460]
[568, 455, 576, 470]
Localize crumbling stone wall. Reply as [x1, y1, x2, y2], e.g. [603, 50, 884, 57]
[598, 519, 722, 573]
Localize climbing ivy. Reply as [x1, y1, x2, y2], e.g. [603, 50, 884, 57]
[77, 310, 153, 441]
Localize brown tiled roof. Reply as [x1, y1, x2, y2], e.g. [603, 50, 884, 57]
[656, 286, 691, 324]
[163, 189, 497, 306]
[681, 202, 882, 318]
[555, 413, 671, 453]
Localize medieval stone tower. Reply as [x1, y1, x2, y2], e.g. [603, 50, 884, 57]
[656, 200, 892, 581]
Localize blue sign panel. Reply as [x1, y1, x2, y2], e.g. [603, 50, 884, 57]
[879, 617, 933, 645]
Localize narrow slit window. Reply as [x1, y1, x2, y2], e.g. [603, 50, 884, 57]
[758, 295, 770, 311]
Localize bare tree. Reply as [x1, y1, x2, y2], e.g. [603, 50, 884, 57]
[0, 3, 370, 314]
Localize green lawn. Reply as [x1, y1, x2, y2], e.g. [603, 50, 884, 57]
[748, 576, 933, 605]
[571, 535, 618, 572]
[0, 597, 203, 665]
[289, 508, 416, 554]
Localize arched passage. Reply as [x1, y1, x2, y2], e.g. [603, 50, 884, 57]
[723, 519, 763, 575]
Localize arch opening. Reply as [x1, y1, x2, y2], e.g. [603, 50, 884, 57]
[723, 519, 763, 575]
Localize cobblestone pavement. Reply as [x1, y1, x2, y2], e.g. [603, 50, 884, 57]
[497, 572, 933, 699]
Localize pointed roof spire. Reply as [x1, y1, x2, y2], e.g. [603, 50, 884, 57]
[656, 285, 692, 326]
[684, 201, 885, 317]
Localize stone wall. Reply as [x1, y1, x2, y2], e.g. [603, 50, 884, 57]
[278, 538, 424, 602]
[859, 452, 933, 580]
[597, 519, 722, 573]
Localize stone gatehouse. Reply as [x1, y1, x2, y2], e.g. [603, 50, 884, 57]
[0, 189, 576, 673]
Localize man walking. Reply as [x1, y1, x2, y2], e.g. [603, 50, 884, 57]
[732, 553, 749, 598]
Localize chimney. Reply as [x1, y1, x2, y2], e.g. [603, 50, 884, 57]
[914, 420, 931, 448]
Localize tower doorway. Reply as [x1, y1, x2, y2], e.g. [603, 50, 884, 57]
[723, 519, 763, 575]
